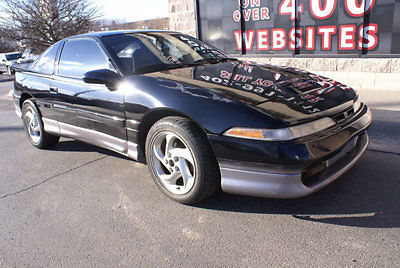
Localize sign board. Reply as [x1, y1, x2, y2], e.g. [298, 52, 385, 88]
[196, 0, 400, 57]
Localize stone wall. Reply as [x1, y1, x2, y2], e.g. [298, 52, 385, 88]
[168, 0, 196, 37]
[168, 0, 400, 91]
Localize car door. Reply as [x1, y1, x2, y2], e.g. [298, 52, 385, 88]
[53, 38, 127, 153]
[18, 42, 63, 132]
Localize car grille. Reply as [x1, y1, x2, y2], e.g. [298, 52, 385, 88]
[333, 106, 355, 123]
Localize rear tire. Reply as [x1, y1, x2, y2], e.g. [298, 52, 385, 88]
[145, 116, 220, 204]
[22, 100, 59, 149]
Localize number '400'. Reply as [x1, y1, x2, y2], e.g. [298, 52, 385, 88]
[279, 0, 375, 20]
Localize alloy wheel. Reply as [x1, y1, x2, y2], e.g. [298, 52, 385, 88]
[151, 131, 196, 195]
[24, 106, 41, 144]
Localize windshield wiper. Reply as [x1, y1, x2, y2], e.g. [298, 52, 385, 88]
[218, 57, 238, 62]
[190, 57, 238, 65]
[134, 62, 184, 74]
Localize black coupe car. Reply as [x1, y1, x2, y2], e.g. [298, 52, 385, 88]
[13, 30, 372, 204]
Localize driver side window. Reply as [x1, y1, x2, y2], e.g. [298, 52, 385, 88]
[58, 38, 113, 78]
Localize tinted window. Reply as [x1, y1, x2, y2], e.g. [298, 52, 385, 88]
[32, 42, 61, 74]
[58, 38, 111, 78]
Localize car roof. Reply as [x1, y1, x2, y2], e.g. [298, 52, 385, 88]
[70, 29, 178, 39]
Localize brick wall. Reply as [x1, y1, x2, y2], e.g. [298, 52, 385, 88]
[168, 1, 400, 91]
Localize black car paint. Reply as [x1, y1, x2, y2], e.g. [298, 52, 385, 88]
[13, 31, 369, 171]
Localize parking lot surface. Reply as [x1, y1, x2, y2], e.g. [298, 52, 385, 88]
[0, 79, 399, 266]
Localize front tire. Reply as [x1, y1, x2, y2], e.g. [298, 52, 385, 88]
[145, 116, 220, 204]
[22, 100, 59, 149]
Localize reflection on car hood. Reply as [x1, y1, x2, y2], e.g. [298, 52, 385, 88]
[145, 61, 357, 124]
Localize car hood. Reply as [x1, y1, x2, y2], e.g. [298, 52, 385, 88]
[144, 60, 357, 125]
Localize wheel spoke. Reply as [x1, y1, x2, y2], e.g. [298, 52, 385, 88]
[178, 158, 194, 188]
[32, 127, 40, 133]
[31, 122, 40, 132]
[164, 133, 175, 157]
[159, 171, 181, 184]
[153, 145, 169, 169]
[25, 111, 34, 123]
[169, 148, 194, 166]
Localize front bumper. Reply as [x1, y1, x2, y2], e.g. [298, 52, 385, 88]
[210, 104, 372, 198]
[219, 131, 368, 198]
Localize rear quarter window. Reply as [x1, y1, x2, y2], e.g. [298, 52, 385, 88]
[32, 42, 62, 75]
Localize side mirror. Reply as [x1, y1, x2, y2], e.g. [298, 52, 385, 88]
[83, 69, 122, 89]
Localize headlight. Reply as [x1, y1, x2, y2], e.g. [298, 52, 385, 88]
[353, 99, 362, 112]
[223, 127, 292, 141]
[223, 117, 336, 141]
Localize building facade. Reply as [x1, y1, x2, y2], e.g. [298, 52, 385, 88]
[168, 0, 400, 90]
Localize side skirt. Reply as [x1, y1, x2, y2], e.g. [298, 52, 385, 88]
[42, 117, 138, 161]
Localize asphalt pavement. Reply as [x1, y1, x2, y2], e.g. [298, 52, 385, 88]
[0, 79, 399, 267]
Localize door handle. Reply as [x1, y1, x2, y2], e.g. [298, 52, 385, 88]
[49, 86, 58, 93]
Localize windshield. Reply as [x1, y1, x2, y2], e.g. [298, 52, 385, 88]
[102, 32, 232, 74]
[6, 53, 22, 61]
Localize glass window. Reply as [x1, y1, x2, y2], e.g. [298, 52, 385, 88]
[58, 38, 111, 78]
[102, 33, 229, 74]
[5, 53, 22, 61]
[32, 42, 61, 75]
